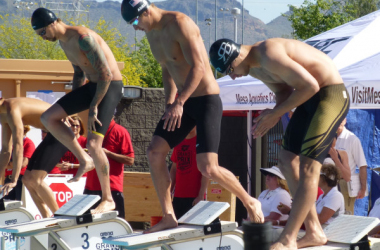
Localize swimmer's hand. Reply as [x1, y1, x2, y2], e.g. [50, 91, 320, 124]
[252, 109, 280, 139]
[0, 182, 16, 197]
[88, 106, 102, 132]
[162, 99, 183, 131]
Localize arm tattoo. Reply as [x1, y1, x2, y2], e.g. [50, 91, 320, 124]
[78, 34, 112, 106]
[72, 64, 85, 90]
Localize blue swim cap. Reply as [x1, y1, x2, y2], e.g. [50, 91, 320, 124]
[31, 8, 57, 30]
[209, 39, 241, 73]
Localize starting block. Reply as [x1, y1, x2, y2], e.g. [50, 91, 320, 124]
[0, 198, 37, 250]
[272, 215, 380, 250]
[0, 195, 133, 250]
[103, 201, 244, 250]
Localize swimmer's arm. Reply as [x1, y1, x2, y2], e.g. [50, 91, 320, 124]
[78, 34, 112, 108]
[262, 46, 320, 118]
[7, 111, 24, 183]
[162, 65, 177, 108]
[174, 19, 206, 104]
[71, 64, 86, 90]
[0, 122, 12, 173]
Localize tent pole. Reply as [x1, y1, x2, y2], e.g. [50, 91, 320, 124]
[247, 110, 252, 196]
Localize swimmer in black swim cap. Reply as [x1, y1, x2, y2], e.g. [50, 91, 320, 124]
[121, 0, 151, 25]
[31, 8, 59, 41]
[209, 38, 240, 74]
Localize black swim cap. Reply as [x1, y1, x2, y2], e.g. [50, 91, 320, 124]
[209, 39, 241, 73]
[31, 8, 57, 30]
[121, 0, 151, 23]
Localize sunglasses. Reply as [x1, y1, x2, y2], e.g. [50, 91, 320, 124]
[71, 124, 80, 128]
[129, 16, 139, 26]
[39, 27, 46, 37]
[226, 65, 234, 75]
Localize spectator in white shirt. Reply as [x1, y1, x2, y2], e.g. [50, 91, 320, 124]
[316, 164, 345, 227]
[258, 166, 292, 226]
[335, 118, 367, 215]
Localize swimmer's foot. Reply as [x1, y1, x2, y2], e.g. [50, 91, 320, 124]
[270, 241, 297, 250]
[244, 197, 264, 223]
[68, 158, 95, 183]
[143, 214, 178, 234]
[90, 200, 116, 214]
[297, 230, 327, 249]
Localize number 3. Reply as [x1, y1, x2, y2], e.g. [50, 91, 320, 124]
[81, 233, 89, 249]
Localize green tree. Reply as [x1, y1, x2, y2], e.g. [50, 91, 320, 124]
[130, 36, 162, 88]
[285, 0, 379, 40]
[0, 14, 66, 59]
[344, 0, 378, 19]
[284, 0, 350, 40]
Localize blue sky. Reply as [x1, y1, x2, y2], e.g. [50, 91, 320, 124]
[151, 0, 306, 24]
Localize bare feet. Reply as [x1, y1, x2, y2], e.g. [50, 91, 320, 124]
[90, 200, 116, 214]
[68, 158, 95, 183]
[244, 197, 264, 223]
[143, 213, 178, 234]
[297, 231, 327, 249]
[270, 242, 297, 250]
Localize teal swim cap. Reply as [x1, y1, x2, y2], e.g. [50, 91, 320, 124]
[31, 8, 57, 30]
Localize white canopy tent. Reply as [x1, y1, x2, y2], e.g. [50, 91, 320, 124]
[217, 10, 380, 195]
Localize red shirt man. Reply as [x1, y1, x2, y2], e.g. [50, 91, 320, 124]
[84, 119, 134, 218]
[170, 127, 208, 219]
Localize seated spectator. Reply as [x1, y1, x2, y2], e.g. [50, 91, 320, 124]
[170, 127, 208, 219]
[83, 118, 134, 218]
[4, 125, 35, 200]
[316, 163, 345, 227]
[324, 135, 351, 182]
[258, 166, 292, 225]
[57, 115, 87, 176]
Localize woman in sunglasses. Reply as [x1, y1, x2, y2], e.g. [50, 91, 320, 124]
[258, 166, 292, 225]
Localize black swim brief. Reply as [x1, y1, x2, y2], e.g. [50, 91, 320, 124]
[56, 80, 123, 136]
[154, 94, 223, 154]
[282, 84, 350, 163]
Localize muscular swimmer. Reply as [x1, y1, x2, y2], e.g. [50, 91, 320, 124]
[0, 97, 68, 217]
[209, 38, 349, 250]
[121, 0, 264, 233]
[31, 8, 123, 214]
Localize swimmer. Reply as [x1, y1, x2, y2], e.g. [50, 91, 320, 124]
[121, 0, 264, 233]
[0, 97, 68, 217]
[209, 38, 349, 249]
[31, 7, 123, 214]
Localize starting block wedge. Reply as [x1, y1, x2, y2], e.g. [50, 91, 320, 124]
[0, 195, 133, 250]
[103, 201, 244, 250]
